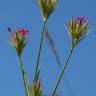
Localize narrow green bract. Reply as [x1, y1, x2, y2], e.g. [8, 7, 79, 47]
[66, 17, 89, 47]
[38, 0, 56, 21]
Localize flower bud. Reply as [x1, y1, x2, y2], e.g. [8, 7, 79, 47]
[38, 0, 57, 21]
[66, 17, 89, 47]
[9, 28, 29, 56]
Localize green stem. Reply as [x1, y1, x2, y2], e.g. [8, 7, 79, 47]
[52, 46, 74, 96]
[34, 20, 46, 80]
[19, 56, 28, 96]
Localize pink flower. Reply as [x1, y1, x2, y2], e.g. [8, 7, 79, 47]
[8, 28, 29, 56]
[67, 17, 89, 47]
[77, 17, 86, 23]
[16, 29, 29, 36]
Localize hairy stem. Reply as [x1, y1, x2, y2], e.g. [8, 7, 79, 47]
[34, 21, 46, 80]
[52, 46, 74, 96]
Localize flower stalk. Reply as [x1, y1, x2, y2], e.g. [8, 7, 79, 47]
[52, 17, 89, 96]
[34, 20, 46, 81]
[52, 45, 74, 96]
[8, 28, 29, 96]
[34, 0, 57, 81]
[19, 56, 28, 96]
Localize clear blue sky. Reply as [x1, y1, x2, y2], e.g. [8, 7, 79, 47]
[0, 0, 96, 96]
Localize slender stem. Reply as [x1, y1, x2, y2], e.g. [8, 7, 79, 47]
[34, 21, 46, 80]
[52, 46, 74, 96]
[19, 56, 28, 96]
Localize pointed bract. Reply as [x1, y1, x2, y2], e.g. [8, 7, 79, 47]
[66, 17, 89, 47]
[38, 0, 57, 21]
[8, 28, 29, 56]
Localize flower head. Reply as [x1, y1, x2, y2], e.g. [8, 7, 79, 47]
[16, 29, 29, 36]
[66, 17, 89, 47]
[38, 0, 57, 21]
[77, 17, 86, 23]
[8, 28, 29, 56]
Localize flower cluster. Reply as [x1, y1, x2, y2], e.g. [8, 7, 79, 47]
[38, 0, 57, 21]
[8, 28, 29, 57]
[67, 17, 89, 47]
[6, 0, 91, 96]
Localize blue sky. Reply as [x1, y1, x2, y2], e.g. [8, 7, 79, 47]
[0, 0, 96, 96]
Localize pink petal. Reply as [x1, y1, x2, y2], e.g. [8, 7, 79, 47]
[16, 28, 29, 36]
[77, 17, 86, 23]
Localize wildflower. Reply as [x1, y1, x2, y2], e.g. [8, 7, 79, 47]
[66, 17, 89, 48]
[38, 0, 57, 21]
[17, 29, 29, 36]
[8, 28, 29, 57]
